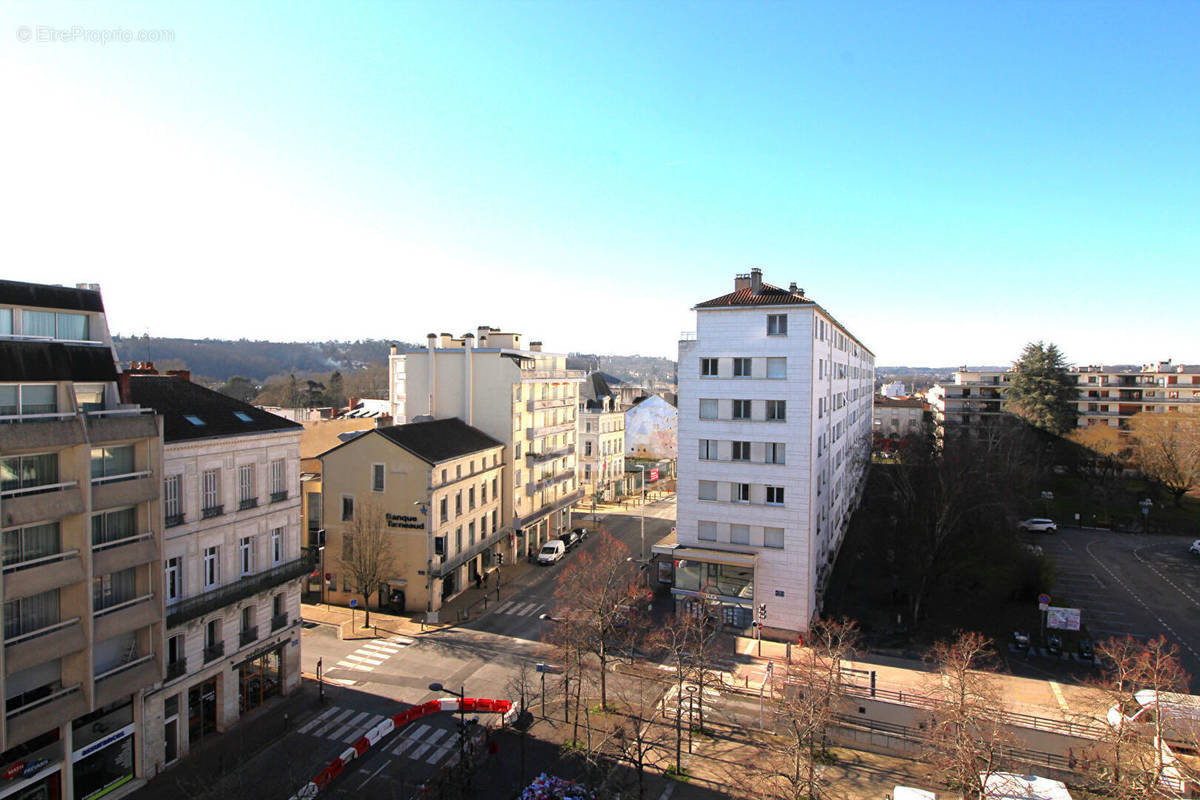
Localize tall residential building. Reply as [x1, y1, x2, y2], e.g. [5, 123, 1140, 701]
[124, 370, 306, 776]
[577, 373, 625, 502]
[670, 269, 874, 637]
[0, 280, 164, 800]
[388, 329, 584, 562]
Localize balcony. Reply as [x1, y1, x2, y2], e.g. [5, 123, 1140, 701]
[239, 627, 258, 647]
[166, 556, 315, 628]
[201, 504, 224, 520]
[521, 369, 585, 381]
[93, 532, 159, 576]
[94, 594, 158, 641]
[84, 411, 158, 444]
[5, 685, 86, 747]
[526, 470, 574, 496]
[431, 526, 513, 579]
[1, 482, 83, 529]
[271, 613, 289, 632]
[91, 472, 156, 510]
[527, 397, 573, 412]
[239, 497, 259, 511]
[95, 656, 159, 707]
[526, 445, 573, 466]
[0, 415, 84, 451]
[203, 642, 225, 663]
[4, 618, 85, 674]
[527, 421, 575, 440]
[165, 513, 185, 528]
[515, 488, 584, 530]
[166, 658, 187, 681]
[3, 551, 84, 601]
[270, 490, 288, 504]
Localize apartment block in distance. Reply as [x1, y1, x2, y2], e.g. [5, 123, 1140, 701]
[0, 280, 164, 800]
[388, 329, 584, 561]
[577, 373, 625, 502]
[320, 418, 504, 616]
[668, 269, 874, 638]
[124, 369, 305, 776]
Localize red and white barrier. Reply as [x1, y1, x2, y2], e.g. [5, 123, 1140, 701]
[289, 696, 514, 800]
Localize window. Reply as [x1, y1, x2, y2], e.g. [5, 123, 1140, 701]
[698, 399, 718, 420]
[0, 384, 58, 416]
[766, 358, 786, 379]
[91, 445, 134, 482]
[700, 358, 718, 376]
[4, 589, 59, 639]
[0, 453, 58, 494]
[455, 528, 462, 554]
[584, 441, 593, 456]
[468, 488, 475, 510]
[238, 464, 256, 507]
[764, 527, 784, 548]
[766, 486, 785, 505]
[733, 358, 752, 377]
[91, 507, 136, 546]
[164, 475, 182, 524]
[480, 481, 487, 504]
[271, 527, 282, 564]
[2, 522, 60, 567]
[468, 522, 476, 547]
[202, 469, 221, 513]
[184, 415, 205, 427]
[240, 537, 254, 575]
[491, 509, 498, 531]
[698, 521, 717, 542]
[341, 495, 354, 522]
[515, 469, 522, 487]
[167, 634, 183, 667]
[455, 493, 462, 515]
[204, 619, 220, 650]
[25, 310, 88, 340]
[166, 558, 181, 604]
[732, 483, 750, 503]
[0, 308, 9, 335]
[371, 463, 385, 493]
[698, 480, 717, 501]
[241, 606, 255, 635]
[492, 477, 498, 498]
[439, 497, 448, 522]
[732, 400, 751, 420]
[766, 400, 786, 421]
[731, 441, 751, 461]
[767, 314, 787, 336]
[730, 524, 750, 544]
[270, 459, 286, 497]
[203, 546, 219, 588]
[766, 443, 786, 465]
[93, 568, 136, 611]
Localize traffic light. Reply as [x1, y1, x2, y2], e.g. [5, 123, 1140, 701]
[497, 552, 504, 565]
[758, 603, 767, 620]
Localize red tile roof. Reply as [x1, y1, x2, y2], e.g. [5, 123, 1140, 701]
[695, 283, 814, 308]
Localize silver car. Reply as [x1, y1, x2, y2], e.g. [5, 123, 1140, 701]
[1018, 518, 1058, 533]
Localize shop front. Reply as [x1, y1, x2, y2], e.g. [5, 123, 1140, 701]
[187, 679, 217, 744]
[670, 547, 756, 630]
[237, 644, 283, 715]
[0, 729, 63, 800]
[71, 700, 134, 800]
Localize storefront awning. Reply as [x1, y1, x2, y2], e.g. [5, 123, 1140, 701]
[672, 547, 757, 569]
[650, 528, 678, 556]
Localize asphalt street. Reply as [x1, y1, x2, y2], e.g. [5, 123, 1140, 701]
[1034, 527, 1200, 691]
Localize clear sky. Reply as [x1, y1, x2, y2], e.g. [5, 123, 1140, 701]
[3, 2, 1198, 366]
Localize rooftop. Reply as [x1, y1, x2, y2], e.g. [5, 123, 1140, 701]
[323, 417, 503, 465]
[0, 279, 105, 313]
[126, 374, 302, 442]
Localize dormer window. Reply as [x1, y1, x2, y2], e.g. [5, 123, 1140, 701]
[185, 415, 205, 426]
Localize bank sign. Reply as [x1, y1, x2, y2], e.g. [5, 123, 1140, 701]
[386, 513, 424, 530]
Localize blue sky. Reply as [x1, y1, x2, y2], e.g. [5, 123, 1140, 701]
[3, 2, 1198, 366]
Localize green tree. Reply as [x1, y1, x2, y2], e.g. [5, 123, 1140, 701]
[327, 370, 346, 408]
[216, 375, 257, 404]
[285, 373, 301, 408]
[1007, 341, 1076, 434]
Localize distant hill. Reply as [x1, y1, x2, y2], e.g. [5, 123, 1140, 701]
[568, 354, 677, 386]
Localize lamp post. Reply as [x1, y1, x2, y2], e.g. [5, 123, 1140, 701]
[429, 681, 470, 789]
[635, 465, 646, 561]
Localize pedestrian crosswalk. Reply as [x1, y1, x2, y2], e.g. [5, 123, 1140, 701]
[296, 704, 461, 767]
[331, 636, 412, 675]
[386, 722, 463, 765]
[492, 600, 546, 617]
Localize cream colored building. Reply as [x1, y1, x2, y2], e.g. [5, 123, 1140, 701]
[388, 329, 584, 560]
[871, 396, 927, 438]
[0, 280, 164, 800]
[125, 371, 305, 778]
[577, 373, 625, 501]
[320, 418, 504, 617]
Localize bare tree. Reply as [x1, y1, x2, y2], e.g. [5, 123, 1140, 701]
[609, 676, 673, 800]
[550, 533, 651, 710]
[648, 600, 719, 777]
[340, 500, 397, 628]
[1128, 411, 1200, 506]
[505, 661, 542, 788]
[922, 631, 1016, 800]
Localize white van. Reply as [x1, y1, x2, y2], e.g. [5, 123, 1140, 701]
[537, 540, 566, 565]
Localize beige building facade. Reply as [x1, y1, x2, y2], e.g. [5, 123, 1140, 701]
[320, 419, 504, 617]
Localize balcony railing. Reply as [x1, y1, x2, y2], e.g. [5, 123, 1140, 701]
[2, 548, 80, 574]
[203, 642, 225, 663]
[166, 659, 187, 680]
[166, 556, 314, 628]
[271, 613, 289, 632]
[526, 445, 572, 465]
[431, 525, 513, 579]
[239, 627, 258, 647]
[0, 479, 78, 500]
[166, 513, 185, 528]
[270, 490, 288, 504]
[90, 469, 152, 486]
[238, 497, 258, 511]
[527, 421, 575, 440]
[526, 470, 574, 496]
[4, 683, 82, 721]
[201, 505, 224, 519]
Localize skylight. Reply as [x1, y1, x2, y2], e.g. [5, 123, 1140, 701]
[234, 412, 253, 422]
[184, 415, 205, 426]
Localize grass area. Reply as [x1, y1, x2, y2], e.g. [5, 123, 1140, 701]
[1031, 471, 1200, 537]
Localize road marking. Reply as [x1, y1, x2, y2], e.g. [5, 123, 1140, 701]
[426, 734, 459, 764]
[409, 728, 448, 760]
[343, 714, 385, 742]
[313, 708, 356, 737]
[330, 711, 372, 741]
[1048, 682, 1069, 713]
[361, 643, 400, 654]
[335, 661, 373, 672]
[495, 601, 514, 614]
[298, 705, 342, 734]
[356, 761, 389, 790]
[346, 654, 384, 665]
[1133, 544, 1200, 609]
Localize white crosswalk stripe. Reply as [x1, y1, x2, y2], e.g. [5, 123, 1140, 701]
[409, 728, 447, 760]
[342, 714, 385, 742]
[328, 635, 414, 674]
[297, 705, 342, 735]
[390, 724, 430, 756]
[346, 654, 384, 665]
[335, 660, 372, 672]
[330, 710, 372, 742]
[496, 601, 545, 617]
[312, 708, 356, 738]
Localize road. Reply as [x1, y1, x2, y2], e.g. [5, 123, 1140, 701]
[1035, 527, 1200, 691]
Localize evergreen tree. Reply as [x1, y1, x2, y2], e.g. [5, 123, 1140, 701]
[1007, 341, 1076, 435]
[327, 370, 345, 408]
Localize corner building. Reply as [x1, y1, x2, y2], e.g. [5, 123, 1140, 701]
[0, 281, 163, 800]
[672, 270, 874, 638]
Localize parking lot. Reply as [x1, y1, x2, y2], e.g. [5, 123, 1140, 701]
[1032, 527, 1200, 691]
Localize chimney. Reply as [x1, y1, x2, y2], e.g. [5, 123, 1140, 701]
[464, 333, 475, 349]
[166, 369, 191, 382]
[529, 341, 542, 352]
[439, 333, 454, 348]
[390, 344, 397, 356]
[427, 333, 437, 349]
[734, 272, 751, 291]
[750, 267, 763, 293]
[117, 371, 132, 403]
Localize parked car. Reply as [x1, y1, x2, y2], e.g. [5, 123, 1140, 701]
[1012, 631, 1031, 651]
[560, 530, 581, 551]
[537, 540, 566, 565]
[1047, 634, 1063, 656]
[571, 526, 588, 542]
[1018, 518, 1058, 533]
[1189, 539, 1200, 557]
[1078, 639, 1095, 660]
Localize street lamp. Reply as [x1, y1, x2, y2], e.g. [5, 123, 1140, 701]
[429, 681, 472, 788]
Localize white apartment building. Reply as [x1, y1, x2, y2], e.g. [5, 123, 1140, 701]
[668, 269, 874, 637]
[0, 280, 164, 800]
[871, 396, 927, 439]
[389, 329, 584, 560]
[577, 373, 625, 502]
[125, 371, 305, 775]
